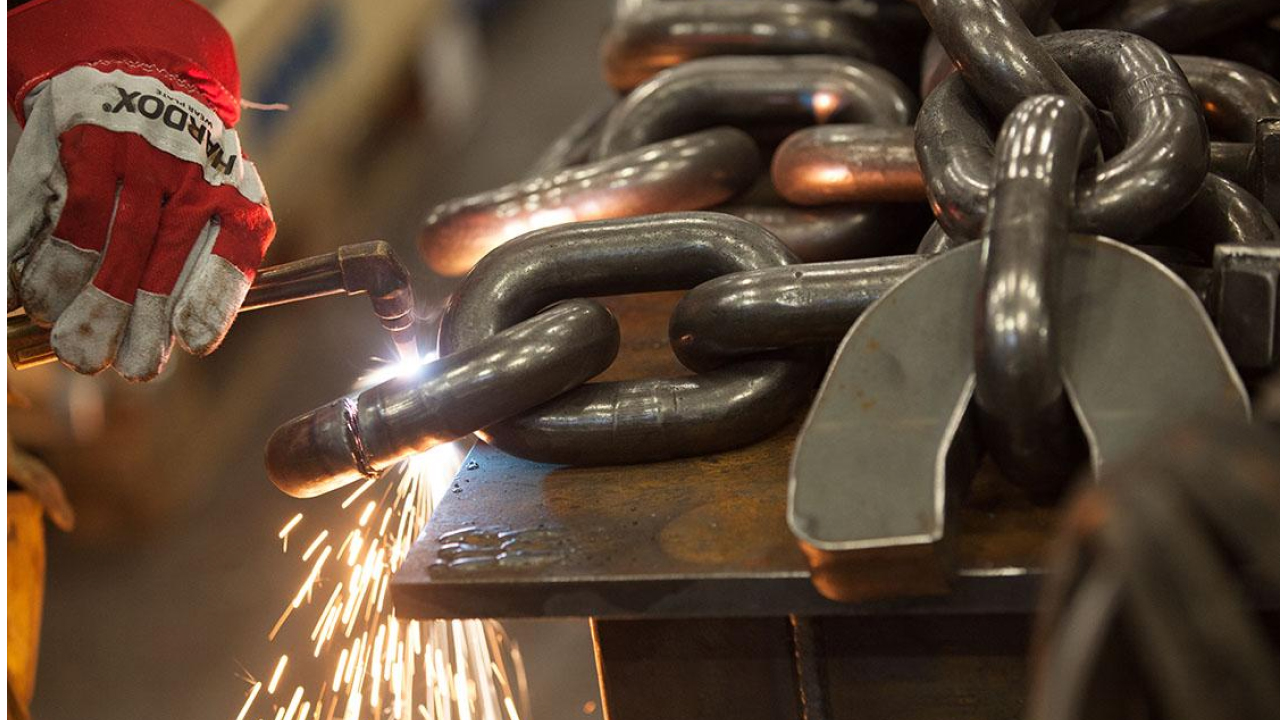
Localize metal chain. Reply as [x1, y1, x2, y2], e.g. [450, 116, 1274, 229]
[265, 0, 1280, 514]
[436, 212, 820, 465]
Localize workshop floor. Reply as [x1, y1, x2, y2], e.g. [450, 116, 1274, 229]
[30, 1, 611, 718]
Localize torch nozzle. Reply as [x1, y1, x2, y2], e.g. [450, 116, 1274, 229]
[337, 241, 419, 360]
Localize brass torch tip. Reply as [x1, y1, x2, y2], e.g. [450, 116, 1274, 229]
[265, 399, 373, 498]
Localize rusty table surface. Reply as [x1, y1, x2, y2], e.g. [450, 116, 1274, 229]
[392, 294, 1060, 620]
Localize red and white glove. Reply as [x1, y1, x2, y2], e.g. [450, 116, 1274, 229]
[8, 0, 274, 381]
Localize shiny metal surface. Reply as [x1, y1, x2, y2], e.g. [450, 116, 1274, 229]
[763, 128, 1255, 230]
[392, 407, 1056, 619]
[1256, 117, 1280, 219]
[1213, 243, 1280, 371]
[918, 0, 1063, 102]
[593, 55, 916, 158]
[917, 30, 1209, 241]
[438, 212, 819, 465]
[790, 243, 982, 602]
[1158, 174, 1280, 262]
[485, 359, 819, 465]
[916, 0, 1100, 129]
[717, 203, 927, 262]
[600, 1, 876, 92]
[1208, 125, 1280, 223]
[393, 292, 1061, 617]
[9, 240, 418, 370]
[1144, 171, 1280, 371]
[1211, 141, 1257, 188]
[791, 233, 1249, 600]
[670, 255, 927, 372]
[264, 299, 619, 498]
[1177, 55, 1280, 142]
[915, 77, 1000, 238]
[975, 95, 1094, 500]
[771, 125, 924, 204]
[418, 128, 761, 276]
[1038, 31, 1209, 225]
[1057, 238, 1250, 465]
[670, 232, 1267, 381]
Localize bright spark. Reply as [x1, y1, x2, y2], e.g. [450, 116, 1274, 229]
[268, 656, 288, 694]
[234, 352, 528, 720]
[234, 682, 262, 720]
[279, 514, 304, 551]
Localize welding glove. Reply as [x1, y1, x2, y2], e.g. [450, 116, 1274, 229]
[7, 0, 275, 381]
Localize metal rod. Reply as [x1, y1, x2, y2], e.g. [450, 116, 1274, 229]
[8, 240, 417, 371]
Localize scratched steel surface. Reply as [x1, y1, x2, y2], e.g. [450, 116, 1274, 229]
[392, 294, 1060, 620]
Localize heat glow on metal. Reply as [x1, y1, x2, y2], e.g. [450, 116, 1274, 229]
[233, 351, 528, 720]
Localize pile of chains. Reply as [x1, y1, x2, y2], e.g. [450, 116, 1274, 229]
[267, 1, 1280, 714]
[270, 0, 1280, 490]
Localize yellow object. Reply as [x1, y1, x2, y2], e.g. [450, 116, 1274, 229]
[7, 492, 46, 718]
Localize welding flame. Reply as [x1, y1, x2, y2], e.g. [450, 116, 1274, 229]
[234, 352, 529, 720]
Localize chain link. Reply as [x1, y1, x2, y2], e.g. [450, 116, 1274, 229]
[419, 127, 761, 275]
[437, 212, 820, 465]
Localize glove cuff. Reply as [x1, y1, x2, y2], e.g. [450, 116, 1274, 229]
[8, 0, 242, 127]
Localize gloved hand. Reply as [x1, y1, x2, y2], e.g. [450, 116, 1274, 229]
[7, 0, 274, 381]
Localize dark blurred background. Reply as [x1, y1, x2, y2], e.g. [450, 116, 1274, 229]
[10, 1, 612, 717]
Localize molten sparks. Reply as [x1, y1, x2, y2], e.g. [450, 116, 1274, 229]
[279, 514, 304, 551]
[234, 353, 528, 720]
[268, 656, 289, 694]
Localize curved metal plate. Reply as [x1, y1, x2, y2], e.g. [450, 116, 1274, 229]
[1059, 236, 1251, 467]
[789, 235, 1250, 601]
[789, 244, 980, 600]
[789, 246, 977, 550]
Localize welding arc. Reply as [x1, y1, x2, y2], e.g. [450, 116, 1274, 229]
[265, 299, 619, 498]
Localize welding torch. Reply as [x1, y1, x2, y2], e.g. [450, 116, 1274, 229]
[7, 240, 419, 371]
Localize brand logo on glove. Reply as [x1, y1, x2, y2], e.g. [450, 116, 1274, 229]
[102, 87, 238, 176]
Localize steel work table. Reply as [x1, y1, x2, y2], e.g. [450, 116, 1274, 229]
[392, 294, 1059, 720]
